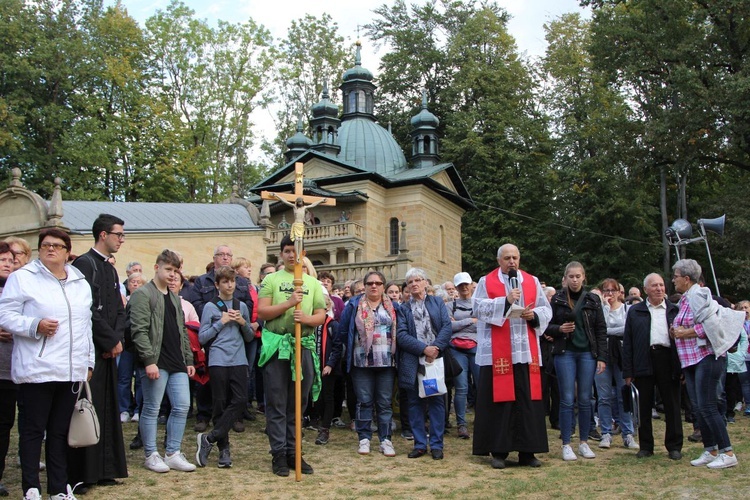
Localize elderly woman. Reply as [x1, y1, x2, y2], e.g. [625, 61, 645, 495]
[0, 228, 95, 499]
[4, 237, 31, 271]
[327, 271, 398, 456]
[595, 278, 638, 450]
[447, 272, 479, 440]
[397, 268, 452, 460]
[546, 261, 607, 461]
[671, 259, 744, 470]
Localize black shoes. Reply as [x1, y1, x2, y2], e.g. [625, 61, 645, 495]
[491, 457, 506, 469]
[636, 450, 654, 458]
[407, 448, 427, 458]
[518, 454, 542, 468]
[272, 453, 289, 477]
[668, 450, 682, 460]
[431, 449, 444, 460]
[287, 454, 313, 474]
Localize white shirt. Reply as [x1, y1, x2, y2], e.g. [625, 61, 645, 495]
[647, 300, 670, 347]
[473, 269, 552, 366]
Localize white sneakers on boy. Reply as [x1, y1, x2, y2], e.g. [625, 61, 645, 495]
[358, 438, 371, 455]
[379, 439, 396, 457]
[599, 433, 611, 449]
[144, 452, 170, 473]
[164, 451, 196, 472]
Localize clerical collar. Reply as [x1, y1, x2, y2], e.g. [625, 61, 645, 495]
[90, 247, 109, 261]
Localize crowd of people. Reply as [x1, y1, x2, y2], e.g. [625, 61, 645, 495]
[0, 214, 748, 499]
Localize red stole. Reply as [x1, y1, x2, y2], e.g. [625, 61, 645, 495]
[485, 269, 542, 402]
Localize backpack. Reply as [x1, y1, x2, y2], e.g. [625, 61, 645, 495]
[202, 296, 241, 349]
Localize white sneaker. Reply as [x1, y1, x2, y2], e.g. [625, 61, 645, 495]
[599, 433, 612, 449]
[24, 488, 41, 500]
[49, 483, 79, 500]
[623, 434, 640, 450]
[358, 438, 370, 455]
[561, 444, 577, 461]
[578, 442, 596, 459]
[120, 411, 130, 423]
[131, 413, 140, 423]
[691, 451, 717, 467]
[164, 451, 196, 472]
[379, 439, 396, 457]
[734, 402, 743, 412]
[144, 452, 170, 473]
[706, 453, 738, 469]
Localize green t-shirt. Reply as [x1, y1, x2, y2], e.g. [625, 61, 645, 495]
[258, 268, 325, 337]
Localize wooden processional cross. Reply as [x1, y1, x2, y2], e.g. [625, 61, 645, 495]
[261, 162, 335, 481]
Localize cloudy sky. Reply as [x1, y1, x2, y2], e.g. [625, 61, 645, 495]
[112, 0, 589, 64]
[108, 0, 590, 156]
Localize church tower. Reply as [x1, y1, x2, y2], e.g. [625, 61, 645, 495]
[310, 81, 341, 156]
[409, 90, 440, 168]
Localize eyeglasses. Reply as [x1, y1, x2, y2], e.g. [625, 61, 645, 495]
[40, 243, 68, 252]
[365, 281, 384, 287]
[602, 289, 618, 294]
[214, 253, 233, 258]
[106, 231, 126, 240]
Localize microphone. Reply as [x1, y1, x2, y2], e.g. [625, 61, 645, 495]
[508, 269, 519, 290]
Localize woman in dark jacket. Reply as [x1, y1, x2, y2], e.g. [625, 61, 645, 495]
[546, 261, 607, 462]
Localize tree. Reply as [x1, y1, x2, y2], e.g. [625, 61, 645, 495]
[539, 13, 661, 286]
[264, 13, 352, 168]
[369, 1, 557, 280]
[584, 0, 750, 293]
[146, 0, 276, 201]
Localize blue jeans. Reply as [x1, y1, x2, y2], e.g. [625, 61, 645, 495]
[350, 367, 395, 441]
[117, 350, 142, 415]
[449, 346, 479, 426]
[594, 360, 634, 436]
[683, 355, 732, 452]
[138, 368, 190, 456]
[555, 350, 597, 445]
[406, 385, 445, 451]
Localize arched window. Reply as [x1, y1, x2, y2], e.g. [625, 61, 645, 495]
[389, 218, 399, 255]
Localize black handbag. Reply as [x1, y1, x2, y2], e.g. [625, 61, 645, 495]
[441, 348, 463, 383]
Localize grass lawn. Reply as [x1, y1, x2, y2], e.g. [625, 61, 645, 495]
[4, 406, 749, 499]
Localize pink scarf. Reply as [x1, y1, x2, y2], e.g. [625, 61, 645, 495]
[356, 295, 397, 363]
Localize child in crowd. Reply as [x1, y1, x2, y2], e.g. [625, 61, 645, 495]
[196, 266, 252, 468]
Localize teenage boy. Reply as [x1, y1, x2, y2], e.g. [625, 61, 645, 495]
[129, 249, 196, 473]
[257, 235, 326, 476]
[196, 266, 252, 468]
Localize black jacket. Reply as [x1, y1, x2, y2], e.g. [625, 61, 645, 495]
[546, 289, 608, 363]
[622, 300, 680, 380]
[185, 269, 254, 320]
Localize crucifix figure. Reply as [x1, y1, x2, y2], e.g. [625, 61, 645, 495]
[259, 162, 335, 481]
[262, 162, 336, 261]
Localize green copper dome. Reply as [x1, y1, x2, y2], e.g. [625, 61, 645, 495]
[342, 42, 374, 83]
[337, 118, 407, 175]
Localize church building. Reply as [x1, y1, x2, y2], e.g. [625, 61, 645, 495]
[252, 43, 473, 283]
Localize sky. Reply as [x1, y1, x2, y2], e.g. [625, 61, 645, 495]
[112, 0, 590, 65]
[107, 0, 590, 157]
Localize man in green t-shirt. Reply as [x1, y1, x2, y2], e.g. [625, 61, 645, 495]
[258, 235, 326, 477]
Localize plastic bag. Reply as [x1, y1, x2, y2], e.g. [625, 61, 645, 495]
[418, 357, 447, 398]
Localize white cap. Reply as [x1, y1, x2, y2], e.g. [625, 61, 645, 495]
[453, 272, 472, 287]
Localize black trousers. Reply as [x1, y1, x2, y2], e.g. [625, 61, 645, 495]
[313, 372, 336, 430]
[0, 380, 17, 481]
[634, 348, 683, 452]
[19, 382, 77, 495]
[207, 365, 248, 450]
